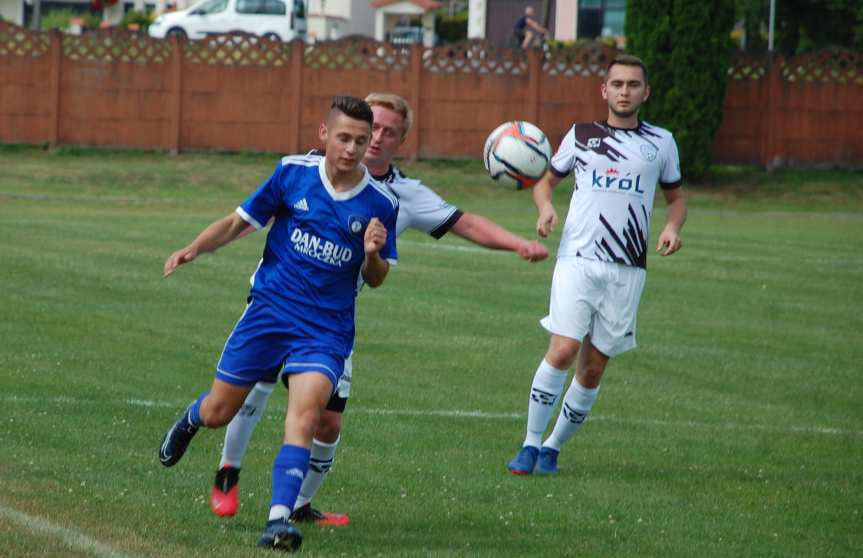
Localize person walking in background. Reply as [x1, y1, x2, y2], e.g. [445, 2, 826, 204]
[514, 6, 549, 49]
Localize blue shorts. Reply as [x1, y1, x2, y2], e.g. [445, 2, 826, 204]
[215, 297, 349, 391]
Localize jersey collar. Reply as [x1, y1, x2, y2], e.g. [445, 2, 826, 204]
[371, 164, 397, 184]
[317, 157, 371, 201]
[603, 119, 643, 132]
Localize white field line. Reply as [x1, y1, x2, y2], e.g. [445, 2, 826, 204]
[3, 394, 861, 438]
[0, 502, 132, 558]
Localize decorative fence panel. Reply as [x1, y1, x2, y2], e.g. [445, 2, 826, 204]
[0, 24, 54, 144]
[1, 21, 861, 168]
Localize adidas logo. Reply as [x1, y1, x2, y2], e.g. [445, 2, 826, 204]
[285, 467, 305, 480]
[293, 198, 309, 212]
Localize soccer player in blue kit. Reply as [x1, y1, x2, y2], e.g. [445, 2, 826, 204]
[207, 93, 550, 526]
[158, 96, 398, 552]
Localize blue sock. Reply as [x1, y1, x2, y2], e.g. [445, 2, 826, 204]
[271, 444, 311, 512]
[187, 392, 208, 427]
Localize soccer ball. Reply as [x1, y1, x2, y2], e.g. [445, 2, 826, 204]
[483, 121, 553, 190]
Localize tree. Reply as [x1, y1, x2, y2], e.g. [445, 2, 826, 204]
[625, 0, 735, 177]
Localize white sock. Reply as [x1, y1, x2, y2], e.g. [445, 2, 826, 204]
[268, 504, 290, 521]
[523, 360, 568, 448]
[542, 379, 600, 451]
[294, 436, 342, 510]
[293, 436, 340, 510]
[219, 381, 275, 469]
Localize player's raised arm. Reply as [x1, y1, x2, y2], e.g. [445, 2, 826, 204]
[163, 212, 250, 277]
[361, 217, 390, 287]
[450, 213, 548, 262]
[532, 170, 563, 238]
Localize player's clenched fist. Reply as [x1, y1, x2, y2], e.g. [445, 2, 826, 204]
[364, 217, 387, 254]
[518, 240, 549, 263]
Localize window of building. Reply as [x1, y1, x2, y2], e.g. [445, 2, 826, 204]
[578, 0, 626, 39]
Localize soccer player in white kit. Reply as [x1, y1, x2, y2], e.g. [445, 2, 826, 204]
[208, 93, 550, 523]
[507, 54, 688, 475]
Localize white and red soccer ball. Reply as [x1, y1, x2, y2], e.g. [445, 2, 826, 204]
[483, 121, 553, 190]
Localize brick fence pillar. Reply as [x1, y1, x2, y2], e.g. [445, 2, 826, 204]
[525, 47, 542, 125]
[168, 35, 182, 155]
[288, 40, 303, 154]
[48, 30, 62, 149]
[762, 54, 783, 169]
[407, 44, 422, 161]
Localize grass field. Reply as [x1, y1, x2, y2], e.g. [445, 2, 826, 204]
[1, 146, 861, 557]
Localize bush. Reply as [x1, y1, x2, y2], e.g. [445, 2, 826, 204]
[40, 9, 100, 31]
[121, 10, 155, 31]
[626, 0, 735, 178]
[436, 12, 467, 44]
[545, 37, 616, 52]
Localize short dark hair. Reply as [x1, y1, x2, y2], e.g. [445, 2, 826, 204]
[606, 55, 648, 84]
[330, 96, 374, 127]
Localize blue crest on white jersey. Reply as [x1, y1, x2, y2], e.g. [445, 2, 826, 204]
[640, 143, 658, 162]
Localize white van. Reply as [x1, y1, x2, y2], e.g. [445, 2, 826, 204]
[148, 0, 307, 42]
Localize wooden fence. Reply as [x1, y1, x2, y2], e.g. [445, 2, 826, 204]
[1, 21, 862, 167]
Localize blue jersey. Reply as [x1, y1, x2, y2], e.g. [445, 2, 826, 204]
[236, 153, 399, 317]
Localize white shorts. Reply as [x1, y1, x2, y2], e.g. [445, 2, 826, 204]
[335, 352, 353, 399]
[540, 257, 646, 357]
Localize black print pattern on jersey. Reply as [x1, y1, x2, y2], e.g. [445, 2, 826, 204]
[594, 203, 649, 269]
[573, 122, 628, 163]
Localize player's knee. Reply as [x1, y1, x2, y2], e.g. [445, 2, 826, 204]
[200, 404, 235, 427]
[288, 407, 321, 440]
[316, 411, 342, 442]
[545, 341, 579, 369]
[576, 363, 605, 388]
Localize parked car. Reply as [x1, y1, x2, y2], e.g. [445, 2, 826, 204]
[148, 0, 306, 41]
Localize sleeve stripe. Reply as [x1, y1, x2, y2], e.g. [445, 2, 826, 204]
[281, 154, 319, 167]
[235, 206, 264, 229]
[660, 179, 682, 190]
[550, 165, 569, 178]
[429, 209, 463, 239]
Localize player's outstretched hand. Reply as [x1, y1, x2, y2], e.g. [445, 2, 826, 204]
[518, 240, 549, 263]
[656, 226, 683, 256]
[536, 204, 557, 238]
[163, 246, 198, 277]
[364, 217, 387, 255]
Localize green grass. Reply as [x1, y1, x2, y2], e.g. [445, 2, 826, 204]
[1, 147, 861, 557]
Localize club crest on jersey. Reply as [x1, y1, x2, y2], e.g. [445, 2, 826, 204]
[347, 215, 367, 235]
[640, 144, 658, 162]
[587, 138, 602, 149]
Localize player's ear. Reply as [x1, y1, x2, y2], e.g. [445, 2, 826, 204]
[600, 80, 608, 101]
[318, 122, 328, 144]
[643, 84, 650, 102]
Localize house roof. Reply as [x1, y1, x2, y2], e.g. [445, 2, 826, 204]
[370, 0, 443, 11]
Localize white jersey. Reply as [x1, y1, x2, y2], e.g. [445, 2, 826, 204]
[550, 120, 681, 269]
[333, 159, 464, 398]
[373, 164, 464, 238]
